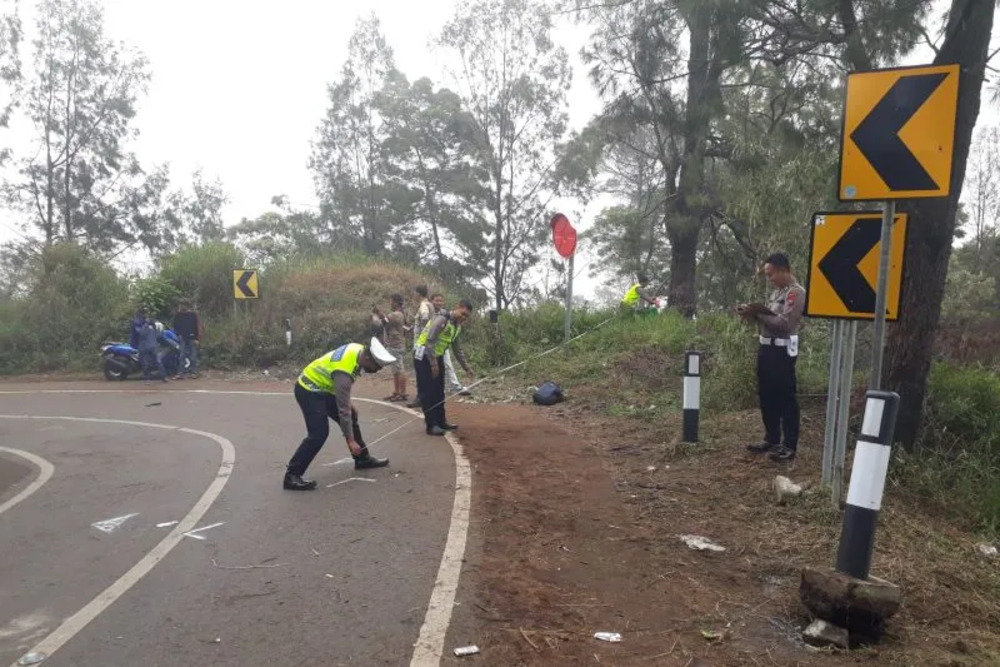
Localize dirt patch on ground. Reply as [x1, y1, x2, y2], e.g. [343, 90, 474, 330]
[443, 396, 1000, 666]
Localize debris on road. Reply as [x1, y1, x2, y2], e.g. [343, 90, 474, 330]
[593, 632, 622, 642]
[803, 619, 849, 650]
[700, 629, 723, 642]
[677, 534, 726, 552]
[210, 558, 285, 570]
[312, 548, 320, 556]
[976, 543, 997, 557]
[17, 653, 46, 666]
[144, 402, 162, 407]
[453, 645, 480, 657]
[774, 475, 804, 504]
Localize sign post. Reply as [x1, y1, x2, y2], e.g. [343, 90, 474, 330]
[806, 211, 908, 502]
[550, 213, 578, 343]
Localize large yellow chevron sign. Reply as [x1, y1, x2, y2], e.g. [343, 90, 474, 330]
[839, 63, 959, 201]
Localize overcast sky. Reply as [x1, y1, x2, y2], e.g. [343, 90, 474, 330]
[2, 0, 997, 300]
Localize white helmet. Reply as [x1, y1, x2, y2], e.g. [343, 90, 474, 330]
[368, 337, 396, 366]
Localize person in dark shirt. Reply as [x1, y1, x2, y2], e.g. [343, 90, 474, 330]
[172, 299, 201, 379]
[136, 315, 168, 383]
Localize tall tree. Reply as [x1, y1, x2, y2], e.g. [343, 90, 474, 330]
[439, 0, 572, 312]
[166, 169, 228, 245]
[10, 0, 152, 252]
[962, 126, 1000, 272]
[879, 0, 997, 446]
[378, 74, 489, 280]
[0, 0, 22, 160]
[309, 14, 396, 256]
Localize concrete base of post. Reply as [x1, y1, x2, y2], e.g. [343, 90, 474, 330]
[799, 566, 901, 641]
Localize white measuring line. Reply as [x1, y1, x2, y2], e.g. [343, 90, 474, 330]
[325, 477, 377, 488]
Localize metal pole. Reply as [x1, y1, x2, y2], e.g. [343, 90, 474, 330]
[833, 320, 858, 507]
[822, 320, 845, 486]
[869, 200, 895, 391]
[836, 390, 901, 579]
[564, 253, 574, 343]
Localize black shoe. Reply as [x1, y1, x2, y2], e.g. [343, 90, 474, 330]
[769, 446, 796, 462]
[283, 473, 317, 490]
[747, 441, 778, 454]
[441, 423, 458, 431]
[426, 426, 446, 436]
[406, 399, 421, 408]
[354, 454, 389, 469]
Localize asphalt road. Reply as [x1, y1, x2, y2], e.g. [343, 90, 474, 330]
[0, 384, 459, 667]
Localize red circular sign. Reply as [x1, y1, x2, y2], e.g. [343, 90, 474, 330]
[550, 213, 577, 259]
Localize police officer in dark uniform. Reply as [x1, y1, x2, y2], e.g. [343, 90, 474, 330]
[738, 253, 806, 462]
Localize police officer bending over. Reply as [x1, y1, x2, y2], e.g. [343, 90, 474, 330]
[738, 253, 806, 462]
[283, 338, 395, 491]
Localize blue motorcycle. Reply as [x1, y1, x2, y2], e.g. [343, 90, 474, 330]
[101, 327, 188, 380]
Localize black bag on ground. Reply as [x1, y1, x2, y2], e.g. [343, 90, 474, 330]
[532, 381, 564, 406]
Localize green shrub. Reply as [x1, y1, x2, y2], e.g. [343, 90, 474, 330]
[159, 242, 245, 318]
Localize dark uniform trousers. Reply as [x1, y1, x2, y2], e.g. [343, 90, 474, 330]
[287, 382, 366, 475]
[757, 344, 800, 451]
[415, 354, 447, 430]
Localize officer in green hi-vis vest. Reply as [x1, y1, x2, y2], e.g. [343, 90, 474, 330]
[621, 273, 657, 312]
[283, 338, 396, 491]
[414, 299, 475, 436]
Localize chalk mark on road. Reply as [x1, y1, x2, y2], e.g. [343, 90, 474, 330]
[326, 477, 377, 488]
[91, 513, 139, 533]
[183, 521, 225, 540]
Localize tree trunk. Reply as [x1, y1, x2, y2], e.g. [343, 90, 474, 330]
[886, 0, 995, 447]
[668, 3, 720, 317]
[667, 221, 699, 317]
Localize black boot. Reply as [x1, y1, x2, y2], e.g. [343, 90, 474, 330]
[354, 447, 389, 470]
[283, 472, 317, 490]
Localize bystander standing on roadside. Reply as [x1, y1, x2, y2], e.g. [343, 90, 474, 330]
[376, 293, 410, 402]
[171, 299, 201, 379]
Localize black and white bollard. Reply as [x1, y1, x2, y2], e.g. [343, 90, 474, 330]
[835, 390, 900, 579]
[682, 351, 701, 443]
[284, 317, 292, 347]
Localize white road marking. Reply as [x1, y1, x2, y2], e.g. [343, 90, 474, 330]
[0, 389, 470, 667]
[0, 415, 235, 667]
[182, 521, 225, 540]
[325, 477, 377, 488]
[91, 513, 139, 533]
[0, 447, 55, 518]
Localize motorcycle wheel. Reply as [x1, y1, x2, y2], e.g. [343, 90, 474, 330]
[103, 359, 127, 381]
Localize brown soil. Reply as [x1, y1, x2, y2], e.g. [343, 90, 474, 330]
[441, 392, 1000, 666]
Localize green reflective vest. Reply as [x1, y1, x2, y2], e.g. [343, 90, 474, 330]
[622, 283, 641, 306]
[298, 343, 363, 393]
[417, 316, 461, 358]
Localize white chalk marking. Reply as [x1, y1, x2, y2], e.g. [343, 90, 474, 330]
[325, 477, 377, 488]
[91, 513, 139, 533]
[183, 521, 225, 540]
[0, 389, 470, 667]
[0, 415, 235, 667]
[156, 521, 179, 528]
[322, 457, 354, 467]
[0, 447, 55, 518]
